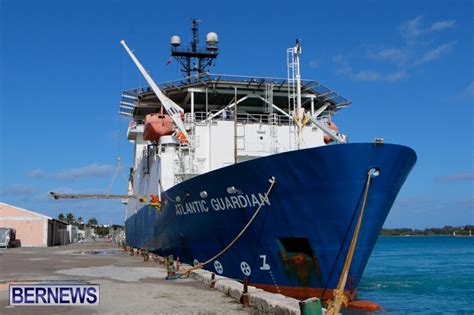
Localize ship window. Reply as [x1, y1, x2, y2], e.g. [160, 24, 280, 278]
[278, 237, 313, 256]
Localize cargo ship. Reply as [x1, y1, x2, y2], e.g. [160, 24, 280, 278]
[119, 20, 416, 301]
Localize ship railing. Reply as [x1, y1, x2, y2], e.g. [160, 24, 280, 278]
[194, 111, 293, 125]
[123, 73, 351, 110]
[172, 46, 218, 56]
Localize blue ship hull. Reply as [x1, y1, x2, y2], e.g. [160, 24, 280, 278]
[125, 143, 416, 300]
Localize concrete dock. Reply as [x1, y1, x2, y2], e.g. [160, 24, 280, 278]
[0, 242, 302, 314]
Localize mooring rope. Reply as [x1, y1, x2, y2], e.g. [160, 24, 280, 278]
[326, 170, 373, 315]
[178, 176, 277, 278]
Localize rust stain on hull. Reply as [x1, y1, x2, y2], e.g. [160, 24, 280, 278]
[252, 283, 356, 301]
[277, 238, 324, 285]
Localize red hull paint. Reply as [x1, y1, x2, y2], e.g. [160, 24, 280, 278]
[252, 283, 356, 301]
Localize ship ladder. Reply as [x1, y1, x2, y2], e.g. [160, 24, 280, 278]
[177, 176, 277, 278]
[326, 169, 376, 315]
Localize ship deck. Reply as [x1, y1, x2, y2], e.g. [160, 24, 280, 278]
[120, 73, 351, 121]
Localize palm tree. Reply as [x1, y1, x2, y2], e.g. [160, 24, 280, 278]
[74, 216, 84, 228]
[66, 212, 75, 225]
[87, 217, 98, 227]
[58, 213, 65, 221]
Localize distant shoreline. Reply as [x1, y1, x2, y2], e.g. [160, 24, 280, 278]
[380, 225, 473, 237]
[379, 234, 472, 237]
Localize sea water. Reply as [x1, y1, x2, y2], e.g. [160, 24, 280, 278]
[354, 236, 473, 314]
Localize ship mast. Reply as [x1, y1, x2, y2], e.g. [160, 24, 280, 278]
[295, 40, 303, 149]
[170, 19, 219, 80]
[288, 40, 304, 149]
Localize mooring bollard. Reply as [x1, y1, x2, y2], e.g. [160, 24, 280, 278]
[241, 277, 249, 306]
[210, 272, 216, 289]
[166, 255, 176, 278]
[299, 297, 322, 315]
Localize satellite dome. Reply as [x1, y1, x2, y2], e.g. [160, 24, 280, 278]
[171, 35, 181, 47]
[206, 32, 218, 51]
[206, 32, 218, 45]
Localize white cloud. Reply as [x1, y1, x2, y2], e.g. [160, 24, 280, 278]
[336, 16, 457, 83]
[333, 54, 353, 77]
[385, 70, 408, 82]
[27, 163, 114, 181]
[464, 81, 474, 98]
[368, 47, 409, 66]
[0, 184, 38, 196]
[430, 20, 456, 32]
[436, 171, 474, 182]
[27, 169, 46, 178]
[415, 41, 457, 65]
[353, 70, 381, 82]
[333, 54, 407, 83]
[400, 16, 456, 40]
[400, 15, 424, 40]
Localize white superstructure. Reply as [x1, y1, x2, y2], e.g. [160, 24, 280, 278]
[120, 42, 350, 221]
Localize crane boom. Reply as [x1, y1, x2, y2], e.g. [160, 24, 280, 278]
[50, 192, 138, 200]
[120, 40, 189, 140]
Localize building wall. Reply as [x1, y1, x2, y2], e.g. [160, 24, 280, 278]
[0, 203, 48, 247]
[47, 219, 69, 246]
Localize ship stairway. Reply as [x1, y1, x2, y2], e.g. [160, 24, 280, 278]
[264, 83, 273, 114]
[287, 47, 297, 115]
[119, 91, 138, 117]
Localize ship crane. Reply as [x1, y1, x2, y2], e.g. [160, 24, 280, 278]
[49, 192, 161, 209]
[120, 40, 190, 141]
[49, 192, 138, 200]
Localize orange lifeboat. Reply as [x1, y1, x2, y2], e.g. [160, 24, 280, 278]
[323, 121, 339, 144]
[143, 114, 175, 141]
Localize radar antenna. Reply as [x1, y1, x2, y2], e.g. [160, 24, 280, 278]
[170, 18, 219, 79]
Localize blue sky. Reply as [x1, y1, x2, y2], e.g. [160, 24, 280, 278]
[0, 0, 472, 227]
